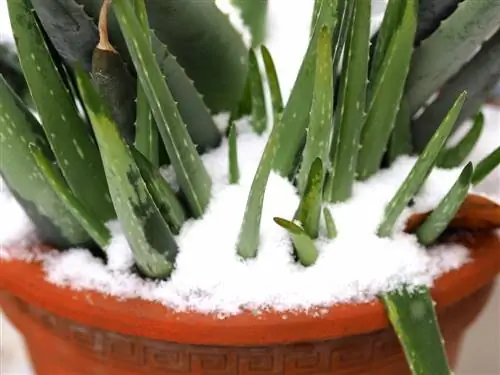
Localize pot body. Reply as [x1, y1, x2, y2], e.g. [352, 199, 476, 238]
[0, 283, 493, 375]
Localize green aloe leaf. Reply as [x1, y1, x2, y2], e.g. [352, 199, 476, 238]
[151, 34, 222, 155]
[75, 66, 178, 279]
[323, 207, 337, 239]
[368, 0, 407, 88]
[295, 158, 324, 239]
[131, 148, 186, 235]
[297, 27, 333, 194]
[272, 0, 338, 177]
[381, 286, 452, 375]
[8, 0, 114, 224]
[0, 75, 91, 248]
[236, 119, 285, 259]
[411, 28, 500, 152]
[247, 49, 267, 134]
[113, 0, 212, 218]
[387, 97, 413, 165]
[260, 45, 284, 123]
[414, 0, 461, 44]
[324, 0, 371, 203]
[30, 0, 99, 71]
[471, 146, 500, 186]
[378, 92, 467, 237]
[273, 217, 319, 267]
[230, 0, 268, 46]
[437, 113, 484, 169]
[29, 143, 111, 249]
[406, 0, 500, 114]
[228, 122, 240, 184]
[133, 0, 158, 167]
[357, 0, 417, 181]
[416, 163, 473, 244]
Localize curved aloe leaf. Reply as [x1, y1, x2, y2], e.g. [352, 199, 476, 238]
[324, 0, 370, 203]
[381, 286, 452, 375]
[297, 27, 333, 195]
[437, 113, 484, 169]
[323, 207, 337, 239]
[0, 75, 91, 248]
[236, 119, 285, 259]
[295, 158, 324, 239]
[378, 92, 467, 237]
[273, 217, 319, 267]
[230, 0, 268, 46]
[113, 0, 212, 218]
[260, 45, 284, 121]
[406, 0, 500, 114]
[228, 122, 240, 184]
[75, 67, 178, 279]
[416, 163, 473, 244]
[471, 146, 500, 186]
[247, 49, 267, 134]
[29, 143, 111, 249]
[272, 0, 339, 177]
[411, 28, 500, 152]
[357, 0, 417, 181]
[8, 0, 114, 224]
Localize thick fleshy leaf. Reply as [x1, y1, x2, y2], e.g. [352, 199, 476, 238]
[415, 0, 461, 44]
[30, 143, 111, 249]
[272, 0, 338, 177]
[405, 0, 500, 114]
[416, 163, 472, 244]
[381, 287, 452, 375]
[273, 217, 319, 267]
[324, 0, 370, 202]
[437, 113, 483, 169]
[0, 75, 90, 248]
[357, 0, 417, 181]
[378, 92, 466, 237]
[247, 49, 267, 134]
[236, 119, 285, 259]
[411, 28, 500, 152]
[228, 122, 240, 184]
[113, 0, 212, 218]
[323, 207, 337, 239]
[133, 0, 158, 167]
[75, 66, 178, 279]
[260, 45, 284, 122]
[8, 0, 114, 223]
[471, 146, 500, 186]
[295, 158, 324, 239]
[131, 148, 186, 235]
[297, 27, 333, 194]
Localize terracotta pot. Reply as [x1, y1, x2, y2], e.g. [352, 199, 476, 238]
[1, 195, 500, 375]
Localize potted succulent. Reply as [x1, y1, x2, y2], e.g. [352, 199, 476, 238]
[1, 0, 500, 374]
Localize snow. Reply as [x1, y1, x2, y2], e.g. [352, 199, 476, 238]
[215, 0, 253, 48]
[1, 120, 481, 315]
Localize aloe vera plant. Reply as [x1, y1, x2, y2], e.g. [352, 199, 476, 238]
[2, 0, 500, 374]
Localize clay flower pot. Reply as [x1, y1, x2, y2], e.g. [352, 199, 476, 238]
[1, 194, 500, 375]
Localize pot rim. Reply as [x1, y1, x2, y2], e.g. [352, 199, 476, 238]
[1, 233, 499, 346]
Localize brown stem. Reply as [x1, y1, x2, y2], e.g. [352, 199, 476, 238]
[97, 0, 117, 53]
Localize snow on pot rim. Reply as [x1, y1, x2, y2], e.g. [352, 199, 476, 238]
[1, 229, 499, 346]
